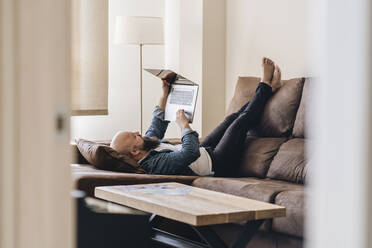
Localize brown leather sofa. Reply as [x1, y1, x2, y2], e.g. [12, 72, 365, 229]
[72, 76, 308, 248]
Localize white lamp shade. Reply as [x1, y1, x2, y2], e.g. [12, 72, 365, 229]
[115, 16, 164, 45]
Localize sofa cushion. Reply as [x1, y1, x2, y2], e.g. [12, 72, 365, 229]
[72, 164, 198, 196]
[292, 78, 311, 138]
[226, 77, 261, 115]
[273, 190, 305, 238]
[192, 177, 303, 203]
[251, 77, 305, 137]
[76, 139, 146, 174]
[192, 177, 303, 232]
[226, 76, 304, 137]
[239, 137, 287, 178]
[267, 138, 307, 184]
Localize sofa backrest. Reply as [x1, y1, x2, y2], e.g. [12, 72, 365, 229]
[229, 76, 309, 184]
[292, 77, 311, 138]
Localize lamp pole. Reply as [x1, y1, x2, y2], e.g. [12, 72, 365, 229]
[139, 43, 143, 135]
[114, 16, 163, 135]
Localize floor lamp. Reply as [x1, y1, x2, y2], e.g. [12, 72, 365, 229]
[115, 16, 164, 134]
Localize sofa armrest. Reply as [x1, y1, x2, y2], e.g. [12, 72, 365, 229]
[71, 138, 202, 163]
[71, 143, 89, 164]
[71, 140, 112, 164]
[72, 164, 198, 197]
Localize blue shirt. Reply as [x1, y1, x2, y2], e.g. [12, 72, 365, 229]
[138, 107, 201, 175]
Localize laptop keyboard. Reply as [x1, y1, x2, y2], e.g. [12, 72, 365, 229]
[169, 89, 194, 106]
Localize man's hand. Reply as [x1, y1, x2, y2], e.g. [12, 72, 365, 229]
[159, 80, 171, 110]
[176, 109, 190, 129]
[161, 79, 171, 97]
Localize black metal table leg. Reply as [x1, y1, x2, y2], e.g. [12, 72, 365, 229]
[192, 226, 227, 248]
[230, 219, 264, 248]
[149, 215, 264, 248]
[149, 214, 162, 227]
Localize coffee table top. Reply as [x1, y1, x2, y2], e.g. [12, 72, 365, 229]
[95, 182, 285, 226]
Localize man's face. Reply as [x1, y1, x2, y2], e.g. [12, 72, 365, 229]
[126, 131, 145, 149]
[110, 131, 144, 155]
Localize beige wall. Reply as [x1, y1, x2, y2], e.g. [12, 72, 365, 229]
[202, 0, 226, 135]
[72, 0, 308, 139]
[225, 0, 309, 108]
[71, 0, 182, 140]
[72, 0, 227, 140]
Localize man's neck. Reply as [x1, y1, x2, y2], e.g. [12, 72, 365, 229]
[134, 150, 150, 162]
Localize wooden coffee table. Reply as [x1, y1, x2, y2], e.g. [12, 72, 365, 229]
[95, 182, 285, 248]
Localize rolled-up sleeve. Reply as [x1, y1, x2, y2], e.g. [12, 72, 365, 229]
[144, 106, 170, 139]
[152, 106, 166, 120]
[181, 127, 194, 138]
[149, 130, 201, 174]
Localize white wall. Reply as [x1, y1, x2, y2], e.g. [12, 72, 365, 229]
[165, 0, 226, 137]
[75, 0, 309, 139]
[164, 0, 203, 136]
[71, 0, 181, 140]
[306, 0, 372, 247]
[73, 0, 227, 140]
[225, 0, 309, 107]
[179, 0, 204, 135]
[164, 0, 180, 72]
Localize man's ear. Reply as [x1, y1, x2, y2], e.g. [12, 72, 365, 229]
[130, 148, 140, 157]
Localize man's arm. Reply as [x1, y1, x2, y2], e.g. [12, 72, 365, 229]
[158, 85, 168, 110]
[148, 131, 201, 174]
[147, 110, 201, 175]
[144, 79, 171, 139]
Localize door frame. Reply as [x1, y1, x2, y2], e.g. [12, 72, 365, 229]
[0, 0, 74, 247]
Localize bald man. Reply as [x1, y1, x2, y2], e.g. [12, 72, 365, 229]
[111, 58, 281, 176]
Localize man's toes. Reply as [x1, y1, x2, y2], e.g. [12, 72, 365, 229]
[267, 58, 274, 65]
[276, 66, 281, 77]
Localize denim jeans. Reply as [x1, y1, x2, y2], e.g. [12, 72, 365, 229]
[200, 82, 273, 177]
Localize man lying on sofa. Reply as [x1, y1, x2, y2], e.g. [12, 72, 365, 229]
[110, 57, 282, 177]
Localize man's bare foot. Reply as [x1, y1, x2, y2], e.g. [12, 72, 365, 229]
[261, 57, 275, 86]
[271, 65, 282, 92]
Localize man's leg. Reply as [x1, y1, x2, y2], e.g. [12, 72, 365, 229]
[209, 58, 281, 177]
[211, 82, 273, 176]
[201, 59, 282, 150]
[200, 102, 249, 148]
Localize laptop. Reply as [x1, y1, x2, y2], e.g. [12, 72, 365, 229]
[144, 69, 199, 123]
